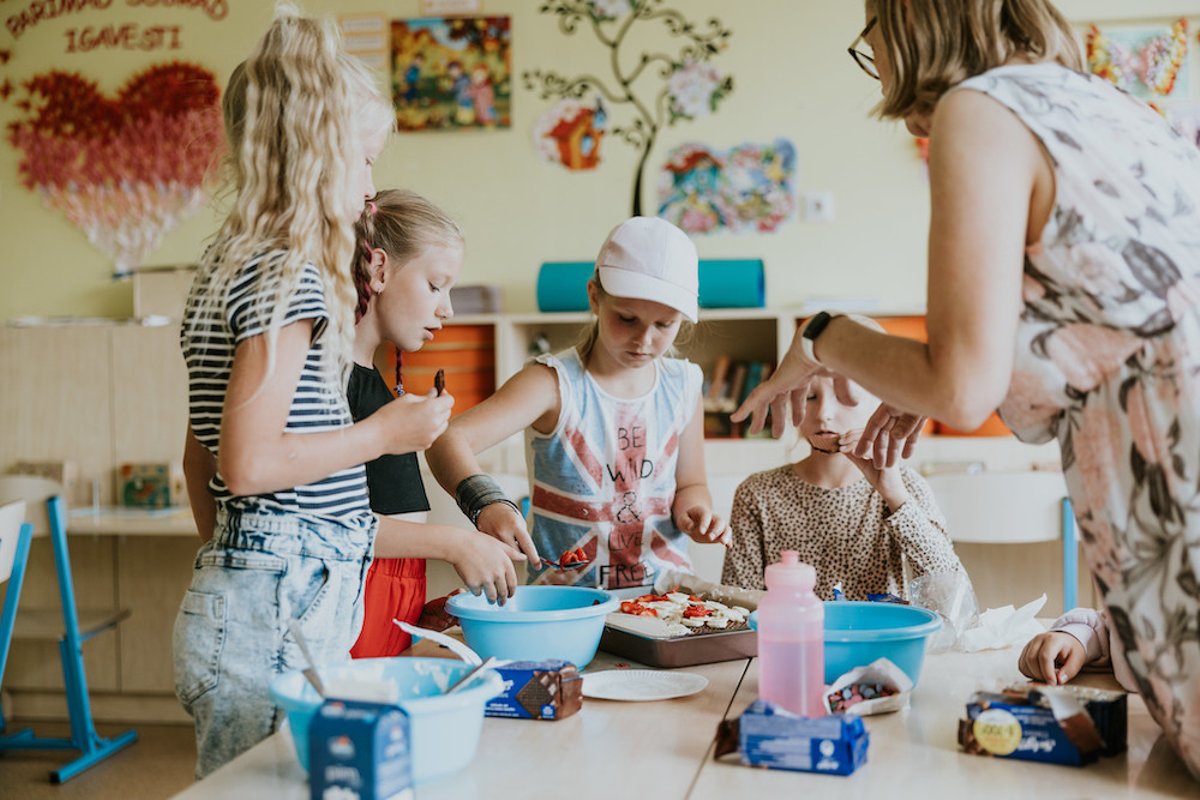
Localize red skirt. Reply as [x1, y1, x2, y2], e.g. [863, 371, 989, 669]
[351, 557, 426, 658]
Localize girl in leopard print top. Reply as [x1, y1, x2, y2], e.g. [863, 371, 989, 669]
[722, 371, 965, 598]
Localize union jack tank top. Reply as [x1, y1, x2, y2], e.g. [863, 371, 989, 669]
[524, 348, 702, 590]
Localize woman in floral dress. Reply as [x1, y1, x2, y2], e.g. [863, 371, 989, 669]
[734, 0, 1200, 777]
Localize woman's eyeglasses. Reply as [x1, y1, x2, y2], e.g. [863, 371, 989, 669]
[849, 17, 879, 80]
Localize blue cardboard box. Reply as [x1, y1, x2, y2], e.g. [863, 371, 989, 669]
[959, 683, 1127, 767]
[308, 699, 413, 800]
[484, 660, 582, 720]
[735, 700, 869, 776]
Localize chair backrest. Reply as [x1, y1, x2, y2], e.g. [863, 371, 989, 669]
[0, 475, 64, 536]
[0, 500, 28, 584]
[925, 471, 1069, 544]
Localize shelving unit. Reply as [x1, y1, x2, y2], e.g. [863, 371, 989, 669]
[386, 308, 1058, 478]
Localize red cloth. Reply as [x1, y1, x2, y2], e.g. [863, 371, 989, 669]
[351, 557, 426, 658]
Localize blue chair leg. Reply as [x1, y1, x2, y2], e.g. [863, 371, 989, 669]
[1061, 497, 1078, 613]
[11, 496, 138, 782]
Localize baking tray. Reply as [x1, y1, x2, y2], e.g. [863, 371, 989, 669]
[599, 622, 757, 668]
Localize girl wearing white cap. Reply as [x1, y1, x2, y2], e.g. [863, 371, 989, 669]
[428, 217, 730, 590]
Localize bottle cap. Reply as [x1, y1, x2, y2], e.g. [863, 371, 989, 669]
[764, 549, 816, 590]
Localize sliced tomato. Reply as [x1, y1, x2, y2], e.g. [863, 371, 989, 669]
[620, 601, 657, 617]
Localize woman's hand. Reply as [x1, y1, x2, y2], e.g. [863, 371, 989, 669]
[1018, 631, 1087, 686]
[854, 403, 926, 469]
[731, 336, 856, 438]
[474, 501, 542, 569]
[676, 504, 732, 546]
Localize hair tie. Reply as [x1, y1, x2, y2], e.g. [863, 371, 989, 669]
[361, 239, 374, 259]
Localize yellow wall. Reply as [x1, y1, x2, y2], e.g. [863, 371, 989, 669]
[0, 0, 1192, 321]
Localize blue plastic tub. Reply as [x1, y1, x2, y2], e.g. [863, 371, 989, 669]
[269, 657, 503, 784]
[749, 601, 941, 685]
[447, 585, 618, 668]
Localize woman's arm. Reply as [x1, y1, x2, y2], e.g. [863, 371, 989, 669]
[736, 89, 1048, 442]
[673, 395, 730, 545]
[182, 425, 217, 541]
[425, 363, 560, 564]
[219, 321, 452, 496]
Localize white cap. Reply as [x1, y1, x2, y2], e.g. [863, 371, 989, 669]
[595, 217, 699, 322]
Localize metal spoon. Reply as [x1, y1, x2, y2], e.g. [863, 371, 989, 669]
[446, 656, 497, 695]
[287, 619, 325, 697]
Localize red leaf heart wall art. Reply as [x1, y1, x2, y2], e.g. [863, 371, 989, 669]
[6, 62, 224, 274]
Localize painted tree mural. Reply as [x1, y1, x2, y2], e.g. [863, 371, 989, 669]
[523, 0, 732, 216]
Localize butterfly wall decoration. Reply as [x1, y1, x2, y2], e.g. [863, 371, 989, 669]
[1086, 18, 1189, 99]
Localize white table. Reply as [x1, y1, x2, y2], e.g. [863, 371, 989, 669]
[171, 639, 1197, 800]
[68, 506, 196, 538]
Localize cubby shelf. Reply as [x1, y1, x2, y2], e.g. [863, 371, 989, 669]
[396, 308, 1057, 477]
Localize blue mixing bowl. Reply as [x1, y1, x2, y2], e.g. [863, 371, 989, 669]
[447, 585, 618, 668]
[749, 601, 941, 684]
[270, 657, 503, 784]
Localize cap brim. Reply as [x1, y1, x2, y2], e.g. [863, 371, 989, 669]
[597, 266, 698, 322]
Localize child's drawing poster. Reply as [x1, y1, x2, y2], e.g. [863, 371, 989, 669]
[390, 16, 512, 131]
[1086, 19, 1189, 100]
[657, 139, 796, 235]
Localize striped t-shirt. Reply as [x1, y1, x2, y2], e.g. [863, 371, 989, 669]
[180, 251, 371, 522]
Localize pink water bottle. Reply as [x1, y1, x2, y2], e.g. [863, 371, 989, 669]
[757, 550, 825, 716]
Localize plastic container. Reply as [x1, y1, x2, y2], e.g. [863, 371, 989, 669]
[447, 585, 619, 668]
[823, 601, 941, 684]
[748, 602, 942, 684]
[269, 657, 503, 784]
[756, 551, 825, 716]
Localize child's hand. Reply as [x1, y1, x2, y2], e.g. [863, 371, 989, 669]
[448, 528, 526, 605]
[475, 501, 542, 569]
[417, 590, 461, 632]
[676, 505, 732, 546]
[375, 390, 455, 454]
[840, 428, 909, 512]
[1019, 631, 1087, 686]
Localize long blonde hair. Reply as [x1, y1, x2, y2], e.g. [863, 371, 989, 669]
[190, 2, 393, 390]
[352, 189, 464, 322]
[870, 0, 1081, 121]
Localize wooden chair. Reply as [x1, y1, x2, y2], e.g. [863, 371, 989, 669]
[0, 475, 137, 783]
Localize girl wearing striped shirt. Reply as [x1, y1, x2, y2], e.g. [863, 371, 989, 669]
[174, 7, 451, 778]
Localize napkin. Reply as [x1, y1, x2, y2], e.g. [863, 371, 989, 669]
[959, 594, 1048, 652]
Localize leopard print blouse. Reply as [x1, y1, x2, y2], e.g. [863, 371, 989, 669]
[721, 465, 964, 599]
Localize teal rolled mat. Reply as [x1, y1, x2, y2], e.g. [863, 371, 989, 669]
[536, 259, 765, 312]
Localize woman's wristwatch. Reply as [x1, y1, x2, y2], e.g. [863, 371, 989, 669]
[799, 311, 834, 364]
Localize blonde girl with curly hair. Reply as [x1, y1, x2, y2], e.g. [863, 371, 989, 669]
[175, 4, 452, 777]
[736, 0, 1200, 779]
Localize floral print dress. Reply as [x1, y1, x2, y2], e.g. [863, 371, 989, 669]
[957, 64, 1200, 778]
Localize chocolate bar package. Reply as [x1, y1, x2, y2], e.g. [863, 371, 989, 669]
[308, 699, 413, 800]
[714, 700, 869, 776]
[485, 660, 582, 721]
[959, 682, 1127, 767]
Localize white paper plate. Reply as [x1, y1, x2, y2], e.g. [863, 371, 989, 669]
[582, 669, 708, 702]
